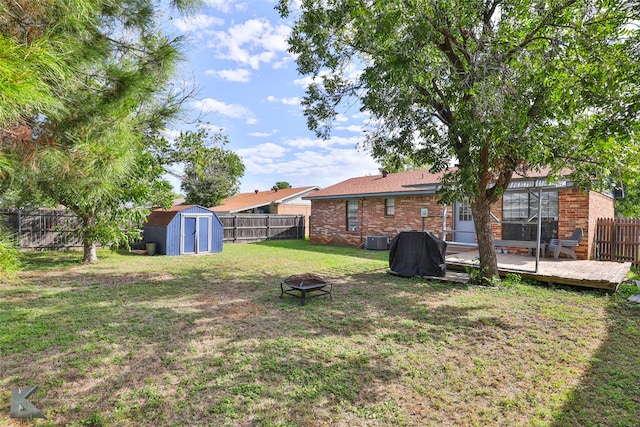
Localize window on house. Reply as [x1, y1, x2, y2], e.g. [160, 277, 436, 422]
[458, 198, 472, 221]
[385, 198, 395, 216]
[502, 190, 558, 241]
[347, 199, 359, 231]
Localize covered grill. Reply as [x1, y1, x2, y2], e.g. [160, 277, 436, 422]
[388, 231, 447, 277]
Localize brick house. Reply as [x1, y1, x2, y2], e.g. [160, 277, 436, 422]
[304, 169, 614, 260]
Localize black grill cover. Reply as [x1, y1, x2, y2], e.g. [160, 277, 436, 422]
[389, 231, 447, 277]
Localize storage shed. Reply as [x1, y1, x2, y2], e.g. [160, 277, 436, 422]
[143, 205, 223, 256]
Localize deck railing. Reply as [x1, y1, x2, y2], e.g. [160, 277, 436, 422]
[595, 218, 640, 266]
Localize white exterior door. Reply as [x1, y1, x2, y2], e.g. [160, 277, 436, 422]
[454, 199, 476, 243]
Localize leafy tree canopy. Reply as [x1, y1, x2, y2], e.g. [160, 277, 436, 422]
[278, 0, 640, 278]
[172, 129, 245, 207]
[1, 0, 199, 262]
[272, 181, 292, 190]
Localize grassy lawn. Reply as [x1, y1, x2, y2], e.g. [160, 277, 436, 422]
[1, 240, 640, 426]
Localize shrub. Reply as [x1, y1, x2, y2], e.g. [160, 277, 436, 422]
[0, 222, 21, 284]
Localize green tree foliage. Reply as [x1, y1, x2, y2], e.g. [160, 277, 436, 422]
[278, 0, 640, 278]
[0, 219, 20, 284]
[172, 129, 245, 207]
[615, 178, 640, 218]
[272, 181, 292, 190]
[1, 0, 198, 262]
[0, 0, 87, 124]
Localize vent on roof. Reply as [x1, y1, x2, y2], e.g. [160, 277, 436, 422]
[254, 189, 259, 194]
[382, 170, 389, 177]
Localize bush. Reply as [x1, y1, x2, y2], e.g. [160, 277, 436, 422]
[0, 223, 21, 284]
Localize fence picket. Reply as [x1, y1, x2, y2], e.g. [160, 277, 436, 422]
[596, 217, 640, 266]
[216, 214, 305, 243]
[0, 209, 305, 249]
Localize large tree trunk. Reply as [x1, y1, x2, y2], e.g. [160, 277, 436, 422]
[83, 242, 97, 263]
[471, 199, 498, 279]
[81, 211, 98, 263]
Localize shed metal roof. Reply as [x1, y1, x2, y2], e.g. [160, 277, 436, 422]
[144, 205, 198, 227]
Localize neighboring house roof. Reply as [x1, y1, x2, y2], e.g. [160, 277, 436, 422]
[211, 186, 320, 213]
[305, 168, 573, 200]
[144, 204, 198, 227]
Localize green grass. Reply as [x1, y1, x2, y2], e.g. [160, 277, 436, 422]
[1, 240, 639, 426]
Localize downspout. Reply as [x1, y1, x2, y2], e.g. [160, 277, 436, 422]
[360, 197, 365, 246]
[534, 187, 543, 273]
[441, 204, 448, 241]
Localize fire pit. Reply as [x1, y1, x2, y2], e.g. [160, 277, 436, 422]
[280, 273, 332, 306]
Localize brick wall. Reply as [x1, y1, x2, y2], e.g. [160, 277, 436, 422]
[557, 189, 590, 259]
[309, 196, 452, 247]
[310, 189, 614, 259]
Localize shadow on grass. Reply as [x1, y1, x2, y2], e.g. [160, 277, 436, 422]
[251, 239, 390, 261]
[18, 249, 86, 270]
[550, 298, 640, 426]
[7, 248, 637, 426]
[0, 261, 463, 426]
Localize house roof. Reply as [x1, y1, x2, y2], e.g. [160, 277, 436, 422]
[305, 168, 572, 200]
[144, 204, 198, 227]
[211, 186, 320, 213]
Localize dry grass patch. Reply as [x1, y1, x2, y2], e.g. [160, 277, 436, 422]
[1, 240, 639, 426]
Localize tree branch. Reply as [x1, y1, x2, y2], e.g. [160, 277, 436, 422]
[505, 0, 578, 60]
[413, 82, 454, 127]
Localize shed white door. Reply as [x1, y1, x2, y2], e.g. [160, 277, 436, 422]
[181, 214, 212, 255]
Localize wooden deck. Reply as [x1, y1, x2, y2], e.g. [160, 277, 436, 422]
[445, 251, 632, 291]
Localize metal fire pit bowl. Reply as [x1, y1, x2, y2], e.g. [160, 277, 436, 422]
[280, 273, 332, 306]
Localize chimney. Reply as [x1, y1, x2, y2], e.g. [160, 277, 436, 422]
[382, 170, 389, 177]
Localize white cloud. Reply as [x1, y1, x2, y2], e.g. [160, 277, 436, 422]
[238, 145, 380, 191]
[281, 97, 300, 106]
[248, 131, 275, 137]
[160, 129, 181, 141]
[293, 75, 318, 89]
[236, 143, 290, 174]
[335, 124, 365, 133]
[199, 123, 227, 133]
[208, 18, 291, 70]
[266, 95, 300, 106]
[283, 135, 364, 149]
[173, 14, 224, 32]
[237, 142, 288, 160]
[204, 0, 233, 13]
[206, 68, 251, 82]
[192, 98, 256, 124]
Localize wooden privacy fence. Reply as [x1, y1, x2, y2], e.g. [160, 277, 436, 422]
[0, 210, 306, 249]
[595, 218, 640, 266]
[0, 208, 83, 248]
[216, 214, 305, 243]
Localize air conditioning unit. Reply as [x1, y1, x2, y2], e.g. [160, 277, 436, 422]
[366, 235, 388, 250]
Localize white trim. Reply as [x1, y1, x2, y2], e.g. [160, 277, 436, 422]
[180, 213, 212, 255]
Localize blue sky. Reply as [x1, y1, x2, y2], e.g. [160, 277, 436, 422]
[163, 0, 381, 194]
